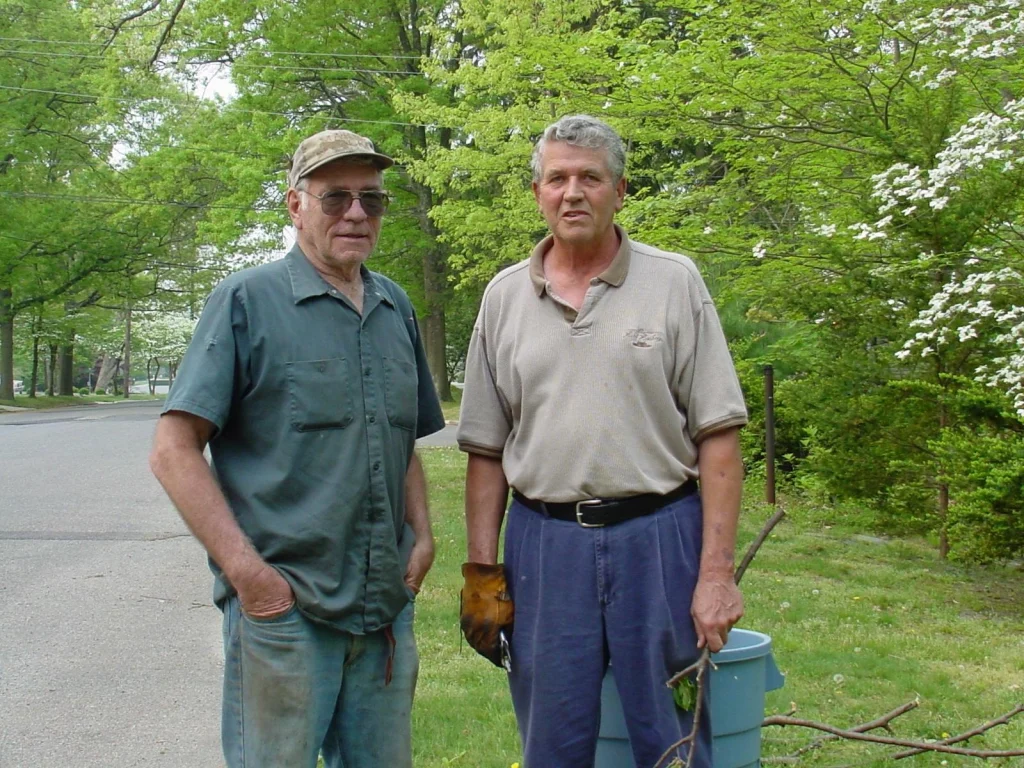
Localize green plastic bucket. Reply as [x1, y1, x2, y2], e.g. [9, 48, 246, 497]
[595, 628, 784, 768]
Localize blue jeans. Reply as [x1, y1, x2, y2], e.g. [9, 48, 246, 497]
[504, 492, 712, 768]
[221, 596, 418, 768]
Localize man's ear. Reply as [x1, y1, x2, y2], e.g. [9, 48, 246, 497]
[615, 176, 627, 211]
[286, 188, 303, 229]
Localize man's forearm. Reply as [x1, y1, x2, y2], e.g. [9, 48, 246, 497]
[150, 418, 264, 586]
[404, 451, 432, 540]
[464, 453, 509, 564]
[697, 427, 744, 578]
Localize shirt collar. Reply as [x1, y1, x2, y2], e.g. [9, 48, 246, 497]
[286, 244, 393, 308]
[529, 224, 632, 297]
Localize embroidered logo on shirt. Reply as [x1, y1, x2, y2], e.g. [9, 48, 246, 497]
[625, 329, 664, 348]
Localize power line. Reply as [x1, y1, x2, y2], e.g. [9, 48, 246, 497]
[0, 82, 648, 136]
[0, 47, 108, 60]
[0, 84, 430, 127]
[0, 35, 432, 60]
[195, 61, 414, 76]
[0, 48, 418, 75]
[5, 154, 531, 176]
[0, 190, 275, 210]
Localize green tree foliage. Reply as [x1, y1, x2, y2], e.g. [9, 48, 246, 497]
[397, 0, 1023, 560]
[0, 0, 234, 398]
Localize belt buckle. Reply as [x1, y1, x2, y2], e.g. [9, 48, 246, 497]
[575, 498, 605, 528]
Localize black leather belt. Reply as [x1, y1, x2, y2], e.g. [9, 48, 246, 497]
[511, 479, 698, 528]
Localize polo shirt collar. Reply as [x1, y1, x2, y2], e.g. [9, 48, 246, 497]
[529, 224, 632, 297]
[286, 244, 393, 308]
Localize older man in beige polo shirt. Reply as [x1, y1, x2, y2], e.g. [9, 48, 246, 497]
[456, 114, 747, 768]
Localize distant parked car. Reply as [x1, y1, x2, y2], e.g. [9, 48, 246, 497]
[13, 381, 24, 394]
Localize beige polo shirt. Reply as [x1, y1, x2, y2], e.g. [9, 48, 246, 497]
[456, 226, 748, 502]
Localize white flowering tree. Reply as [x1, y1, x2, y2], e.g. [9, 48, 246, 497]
[132, 311, 197, 394]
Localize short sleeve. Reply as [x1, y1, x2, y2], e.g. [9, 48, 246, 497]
[162, 281, 251, 436]
[456, 302, 511, 457]
[678, 300, 748, 441]
[409, 311, 445, 439]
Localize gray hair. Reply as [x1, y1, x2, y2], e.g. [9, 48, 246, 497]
[531, 115, 627, 182]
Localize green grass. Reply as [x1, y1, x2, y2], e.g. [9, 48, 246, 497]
[412, 448, 521, 767]
[0, 393, 164, 410]
[407, 449, 1023, 767]
[440, 389, 462, 425]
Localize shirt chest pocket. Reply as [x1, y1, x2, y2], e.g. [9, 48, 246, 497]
[382, 356, 418, 431]
[286, 358, 355, 431]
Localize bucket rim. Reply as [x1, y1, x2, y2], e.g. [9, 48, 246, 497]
[710, 627, 773, 664]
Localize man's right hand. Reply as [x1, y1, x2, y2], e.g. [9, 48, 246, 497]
[235, 561, 295, 619]
[459, 562, 514, 667]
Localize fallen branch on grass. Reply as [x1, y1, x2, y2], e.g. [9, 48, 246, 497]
[890, 704, 1024, 759]
[761, 711, 1024, 758]
[761, 699, 919, 762]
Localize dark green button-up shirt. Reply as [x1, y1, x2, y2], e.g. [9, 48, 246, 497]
[164, 245, 445, 633]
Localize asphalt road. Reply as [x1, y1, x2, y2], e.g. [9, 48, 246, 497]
[0, 400, 457, 768]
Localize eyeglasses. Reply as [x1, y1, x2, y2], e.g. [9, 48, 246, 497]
[303, 188, 390, 217]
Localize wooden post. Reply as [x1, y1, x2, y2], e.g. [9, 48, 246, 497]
[764, 364, 776, 506]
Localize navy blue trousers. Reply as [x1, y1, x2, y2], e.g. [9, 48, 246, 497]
[503, 492, 713, 768]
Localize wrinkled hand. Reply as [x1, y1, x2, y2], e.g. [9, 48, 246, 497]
[235, 562, 295, 620]
[459, 562, 514, 667]
[405, 536, 436, 595]
[691, 574, 744, 652]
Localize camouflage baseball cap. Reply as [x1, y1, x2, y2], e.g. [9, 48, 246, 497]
[288, 129, 394, 187]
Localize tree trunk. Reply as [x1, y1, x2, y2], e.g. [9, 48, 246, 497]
[148, 357, 159, 395]
[423, 245, 451, 401]
[0, 287, 13, 400]
[47, 343, 57, 396]
[30, 335, 39, 398]
[94, 353, 110, 393]
[409, 177, 451, 401]
[95, 351, 119, 394]
[59, 340, 75, 396]
[123, 306, 132, 399]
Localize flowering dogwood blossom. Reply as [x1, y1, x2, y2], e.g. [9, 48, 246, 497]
[898, 266, 1024, 417]
[910, 0, 1024, 66]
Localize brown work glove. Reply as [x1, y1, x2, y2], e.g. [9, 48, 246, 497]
[459, 562, 514, 667]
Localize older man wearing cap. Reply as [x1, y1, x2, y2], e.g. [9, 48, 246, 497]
[150, 129, 444, 768]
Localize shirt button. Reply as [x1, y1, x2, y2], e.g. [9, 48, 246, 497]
[373, 462, 381, 471]
[317, 364, 325, 373]
[368, 414, 376, 423]
[364, 367, 371, 376]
